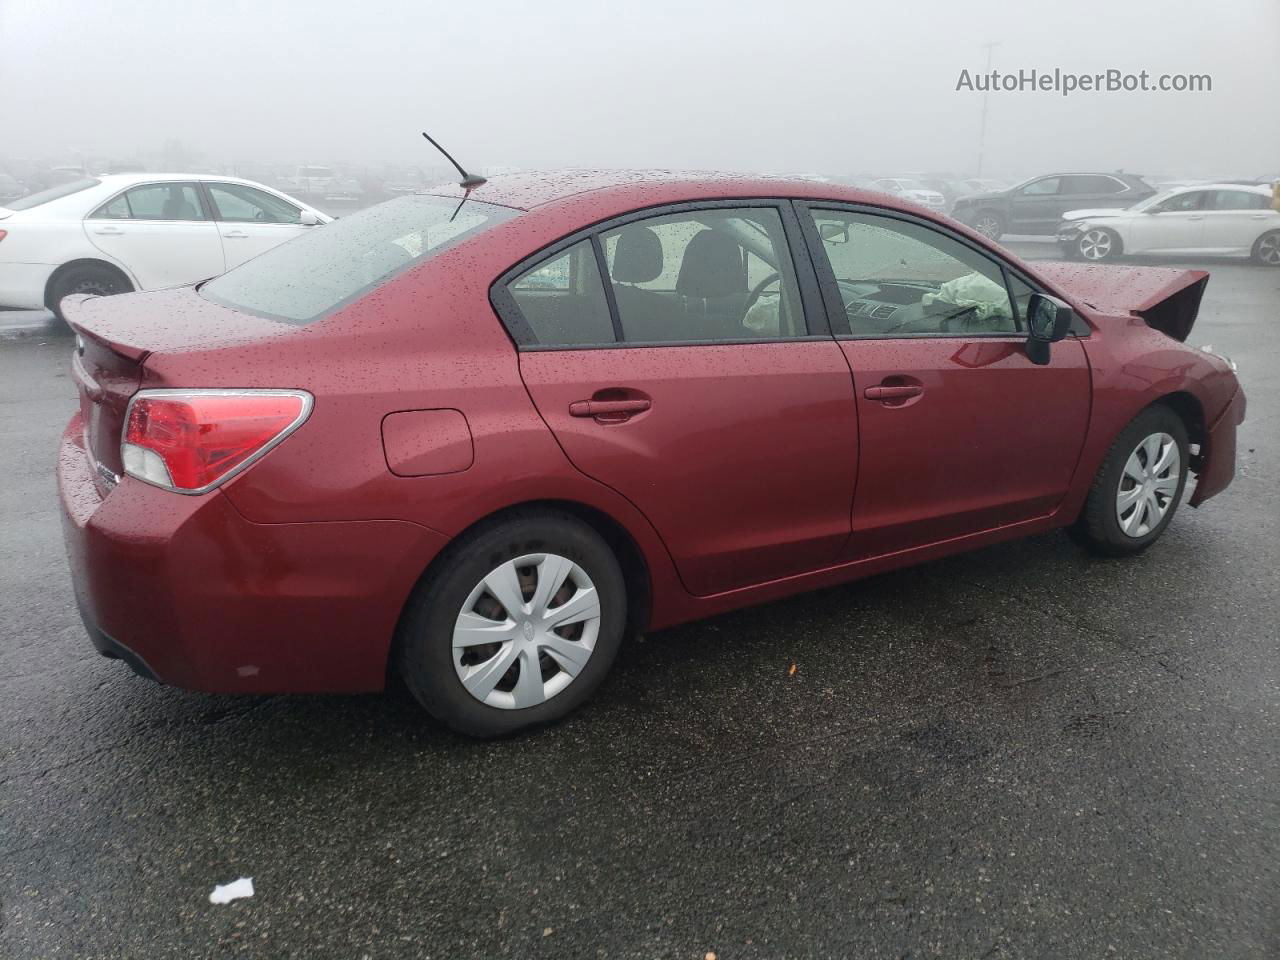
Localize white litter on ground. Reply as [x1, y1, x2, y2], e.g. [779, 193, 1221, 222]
[209, 877, 254, 904]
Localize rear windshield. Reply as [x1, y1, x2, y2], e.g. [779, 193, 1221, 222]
[201, 194, 519, 324]
[6, 177, 101, 210]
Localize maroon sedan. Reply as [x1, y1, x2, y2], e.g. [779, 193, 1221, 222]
[58, 171, 1244, 736]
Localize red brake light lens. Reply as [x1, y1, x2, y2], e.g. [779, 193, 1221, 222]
[122, 390, 312, 493]
[0, 230, 7, 242]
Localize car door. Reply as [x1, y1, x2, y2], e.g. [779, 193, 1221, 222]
[798, 204, 1091, 559]
[1007, 176, 1063, 233]
[84, 181, 224, 289]
[1126, 189, 1208, 253]
[1201, 189, 1278, 254]
[203, 181, 314, 269]
[495, 203, 859, 596]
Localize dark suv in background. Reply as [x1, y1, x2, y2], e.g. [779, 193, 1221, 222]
[952, 173, 1156, 240]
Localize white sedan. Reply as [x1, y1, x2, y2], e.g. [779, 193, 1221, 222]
[0, 173, 331, 316]
[1057, 183, 1280, 265]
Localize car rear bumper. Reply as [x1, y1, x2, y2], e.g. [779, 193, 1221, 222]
[0, 262, 56, 310]
[58, 413, 448, 694]
[1189, 386, 1246, 507]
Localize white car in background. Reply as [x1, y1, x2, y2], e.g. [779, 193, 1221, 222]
[1057, 183, 1280, 265]
[0, 173, 330, 317]
[872, 178, 947, 213]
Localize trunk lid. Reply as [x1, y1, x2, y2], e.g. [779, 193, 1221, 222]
[1033, 262, 1209, 342]
[62, 288, 300, 480]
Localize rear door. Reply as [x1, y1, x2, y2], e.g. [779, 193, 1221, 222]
[203, 181, 314, 269]
[1201, 189, 1278, 254]
[798, 204, 1091, 559]
[496, 202, 859, 596]
[84, 181, 225, 289]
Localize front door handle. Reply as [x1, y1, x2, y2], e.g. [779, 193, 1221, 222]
[569, 398, 651, 418]
[222, 230, 249, 238]
[1187, 215, 1205, 221]
[864, 384, 923, 400]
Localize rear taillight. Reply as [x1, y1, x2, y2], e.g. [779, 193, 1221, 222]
[122, 390, 312, 493]
[0, 230, 7, 243]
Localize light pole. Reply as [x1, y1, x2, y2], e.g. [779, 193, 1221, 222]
[976, 41, 1000, 176]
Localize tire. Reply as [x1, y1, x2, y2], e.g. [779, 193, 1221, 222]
[1251, 230, 1280, 266]
[48, 263, 133, 320]
[1077, 227, 1121, 262]
[1073, 405, 1190, 557]
[396, 509, 626, 737]
[973, 211, 1005, 242]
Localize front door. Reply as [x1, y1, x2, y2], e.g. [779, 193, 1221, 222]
[1127, 189, 1207, 253]
[501, 205, 859, 596]
[203, 181, 313, 270]
[801, 205, 1092, 559]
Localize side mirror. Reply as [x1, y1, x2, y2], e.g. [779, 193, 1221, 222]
[818, 222, 849, 243]
[1025, 293, 1073, 366]
[299, 209, 321, 226]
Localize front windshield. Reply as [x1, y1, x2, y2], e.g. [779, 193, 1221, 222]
[202, 194, 519, 324]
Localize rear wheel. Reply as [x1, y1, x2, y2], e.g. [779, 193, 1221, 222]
[396, 510, 626, 737]
[47, 263, 133, 320]
[1073, 405, 1189, 556]
[1252, 230, 1280, 266]
[1077, 227, 1121, 262]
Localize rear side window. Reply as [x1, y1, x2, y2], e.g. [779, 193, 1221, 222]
[508, 241, 615, 345]
[201, 195, 518, 324]
[1063, 175, 1127, 194]
[92, 182, 206, 221]
[1209, 190, 1270, 211]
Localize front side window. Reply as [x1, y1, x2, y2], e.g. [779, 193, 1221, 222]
[1209, 190, 1270, 211]
[202, 194, 518, 324]
[207, 183, 302, 223]
[1154, 191, 1207, 213]
[508, 241, 615, 346]
[92, 182, 205, 221]
[1021, 177, 1061, 196]
[599, 207, 805, 342]
[808, 210, 1017, 337]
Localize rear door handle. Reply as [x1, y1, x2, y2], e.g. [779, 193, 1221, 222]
[92, 225, 124, 235]
[569, 398, 651, 418]
[864, 385, 923, 400]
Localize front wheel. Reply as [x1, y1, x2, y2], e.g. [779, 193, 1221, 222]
[1073, 405, 1190, 557]
[396, 510, 626, 737]
[1077, 228, 1121, 262]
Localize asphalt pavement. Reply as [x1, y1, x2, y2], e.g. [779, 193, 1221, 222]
[1, 245, 1277, 959]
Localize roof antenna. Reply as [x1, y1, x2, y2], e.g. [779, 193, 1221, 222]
[421, 131, 487, 189]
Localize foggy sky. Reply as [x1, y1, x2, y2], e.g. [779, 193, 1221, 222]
[2, 0, 1277, 180]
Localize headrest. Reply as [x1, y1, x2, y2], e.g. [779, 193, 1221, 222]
[611, 226, 662, 284]
[676, 229, 745, 299]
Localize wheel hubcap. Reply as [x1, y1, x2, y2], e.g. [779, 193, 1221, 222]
[452, 553, 601, 710]
[1260, 235, 1280, 265]
[1116, 432, 1180, 538]
[1080, 230, 1112, 260]
[976, 217, 1000, 239]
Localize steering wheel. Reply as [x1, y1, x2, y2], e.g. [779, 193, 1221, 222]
[743, 272, 780, 314]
